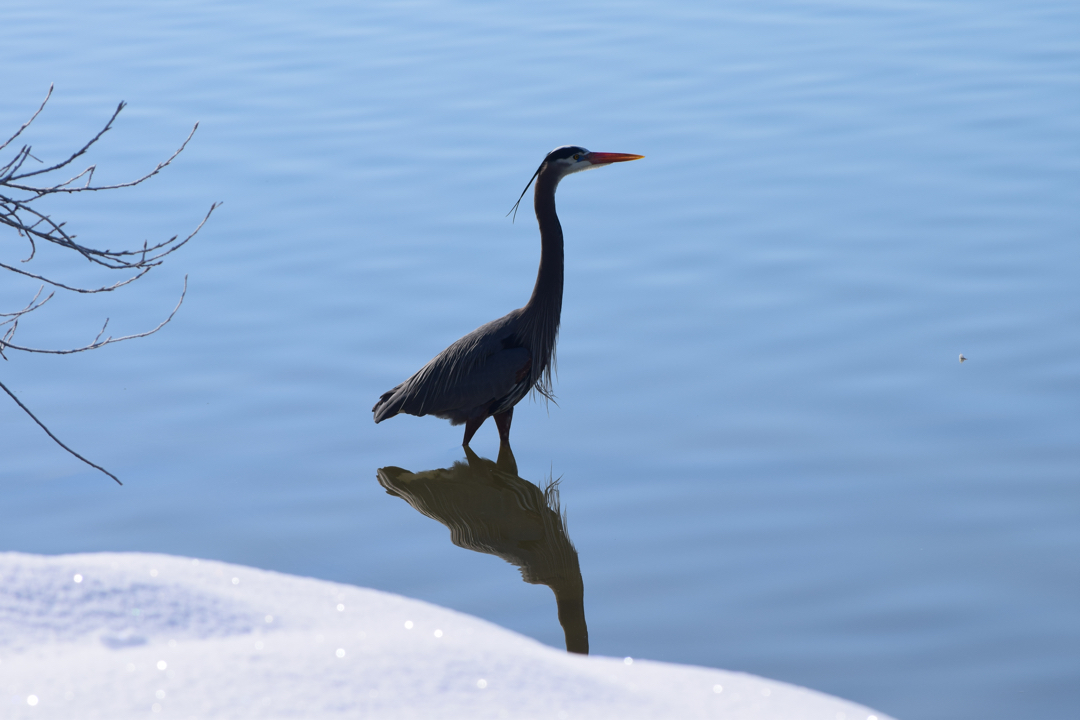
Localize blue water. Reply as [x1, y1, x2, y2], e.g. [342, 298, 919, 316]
[2, 2, 1078, 718]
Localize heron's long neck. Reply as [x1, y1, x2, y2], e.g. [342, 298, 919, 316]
[518, 170, 563, 393]
[524, 172, 564, 325]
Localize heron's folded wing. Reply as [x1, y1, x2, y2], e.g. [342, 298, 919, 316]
[407, 345, 530, 417]
[376, 322, 529, 421]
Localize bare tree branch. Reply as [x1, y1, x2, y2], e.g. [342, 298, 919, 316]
[2, 87, 215, 483]
[1, 88, 210, 275]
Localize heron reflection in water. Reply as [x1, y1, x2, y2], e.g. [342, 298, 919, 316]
[377, 446, 588, 654]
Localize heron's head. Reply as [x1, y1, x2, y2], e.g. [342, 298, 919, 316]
[508, 146, 643, 221]
[542, 145, 644, 179]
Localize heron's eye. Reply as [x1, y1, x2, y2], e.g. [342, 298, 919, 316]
[573, 153, 580, 160]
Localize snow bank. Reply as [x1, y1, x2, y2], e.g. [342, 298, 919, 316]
[0, 553, 893, 719]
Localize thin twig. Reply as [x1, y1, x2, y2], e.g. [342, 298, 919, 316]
[0, 286, 52, 319]
[7, 120, 198, 194]
[5, 101, 125, 183]
[0, 276, 188, 355]
[0, 259, 151, 293]
[0, 377, 121, 485]
[0, 84, 53, 155]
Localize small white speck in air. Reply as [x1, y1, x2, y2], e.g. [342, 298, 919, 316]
[155, 690, 166, 700]
[476, 679, 487, 689]
[404, 620, 414, 630]
[337, 604, 345, 612]
[712, 684, 723, 694]
[231, 577, 240, 585]
[265, 615, 274, 624]
[168, 640, 177, 648]
[959, 354, 966, 363]
[623, 657, 633, 665]
[867, 716, 878, 720]
[336, 648, 346, 658]
[761, 687, 771, 697]
[192, 558, 200, 565]
[434, 629, 443, 638]
[27, 695, 39, 706]
[150, 569, 158, 577]
[254, 641, 264, 651]
[315, 634, 325, 642]
[152, 702, 162, 713]
[156, 660, 167, 671]
[126, 663, 135, 672]
[836, 713, 846, 720]
[73, 573, 83, 583]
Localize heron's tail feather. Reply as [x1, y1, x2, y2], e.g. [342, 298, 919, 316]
[372, 385, 404, 423]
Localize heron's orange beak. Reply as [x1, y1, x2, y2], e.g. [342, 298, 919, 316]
[586, 152, 644, 165]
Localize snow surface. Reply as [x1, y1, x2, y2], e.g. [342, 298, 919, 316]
[0, 553, 894, 719]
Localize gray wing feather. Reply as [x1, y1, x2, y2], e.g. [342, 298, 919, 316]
[373, 313, 528, 424]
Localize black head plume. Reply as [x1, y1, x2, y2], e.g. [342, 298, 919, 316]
[506, 146, 588, 223]
[507, 161, 543, 223]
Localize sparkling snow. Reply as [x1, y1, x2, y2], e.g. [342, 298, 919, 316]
[0, 553, 894, 719]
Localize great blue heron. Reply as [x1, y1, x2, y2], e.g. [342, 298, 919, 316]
[372, 146, 643, 446]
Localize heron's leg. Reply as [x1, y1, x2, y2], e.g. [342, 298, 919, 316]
[493, 408, 514, 445]
[462, 416, 486, 447]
